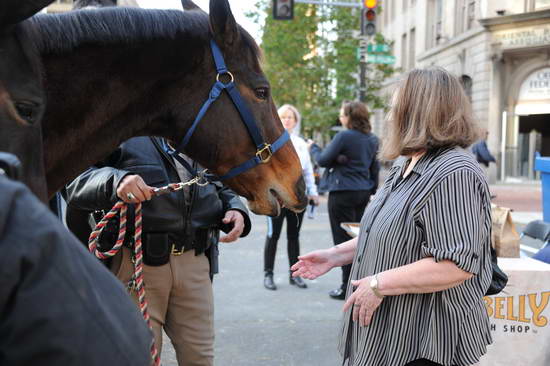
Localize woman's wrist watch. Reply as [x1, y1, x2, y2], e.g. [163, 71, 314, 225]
[370, 274, 385, 299]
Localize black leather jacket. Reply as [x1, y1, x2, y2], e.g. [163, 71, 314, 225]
[65, 137, 251, 255]
[0, 175, 152, 365]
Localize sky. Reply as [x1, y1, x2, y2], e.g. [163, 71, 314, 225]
[137, 0, 263, 42]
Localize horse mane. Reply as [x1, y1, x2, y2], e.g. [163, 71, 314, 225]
[27, 7, 260, 61]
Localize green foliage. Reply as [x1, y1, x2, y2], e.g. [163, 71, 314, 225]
[247, 1, 396, 138]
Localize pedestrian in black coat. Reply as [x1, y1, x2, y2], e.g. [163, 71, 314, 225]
[310, 101, 380, 300]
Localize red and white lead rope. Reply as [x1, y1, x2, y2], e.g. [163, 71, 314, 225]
[87, 172, 208, 366]
[88, 201, 159, 366]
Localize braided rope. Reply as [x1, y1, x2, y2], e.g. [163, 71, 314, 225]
[88, 201, 127, 259]
[87, 175, 208, 365]
[88, 201, 159, 366]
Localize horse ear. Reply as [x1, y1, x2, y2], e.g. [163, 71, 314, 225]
[0, 0, 55, 26]
[208, 0, 240, 48]
[181, 0, 202, 11]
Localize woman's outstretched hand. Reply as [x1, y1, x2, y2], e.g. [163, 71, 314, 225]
[291, 249, 335, 280]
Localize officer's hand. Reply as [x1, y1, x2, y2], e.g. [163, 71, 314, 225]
[219, 210, 245, 243]
[117, 174, 154, 203]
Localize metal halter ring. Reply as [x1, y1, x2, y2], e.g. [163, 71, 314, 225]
[126, 192, 135, 201]
[195, 169, 210, 186]
[216, 71, 234, 84]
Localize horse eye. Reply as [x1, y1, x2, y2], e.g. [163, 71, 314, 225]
[14, 102, 37, 124]
[254, 87, 269, 100]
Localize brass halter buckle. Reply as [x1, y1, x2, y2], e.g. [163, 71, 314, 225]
[256, 144, 273, 164]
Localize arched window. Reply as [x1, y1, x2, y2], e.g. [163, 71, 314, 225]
[460, 75, 473, 102]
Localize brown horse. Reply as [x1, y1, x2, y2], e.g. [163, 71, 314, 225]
[26, 0, 306, 216]
[0, 0, 54, 201]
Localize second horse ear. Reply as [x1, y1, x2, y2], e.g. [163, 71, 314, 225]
[0, 0, 55, 27]
[181, 0, 202, 11]
[208, 0, 240, 49]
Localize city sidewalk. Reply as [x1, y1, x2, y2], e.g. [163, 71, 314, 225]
[490, 182, 542, 225]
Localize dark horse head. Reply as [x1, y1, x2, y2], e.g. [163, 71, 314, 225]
[28, 0, 306, 216]
[0, 0, 53, 201]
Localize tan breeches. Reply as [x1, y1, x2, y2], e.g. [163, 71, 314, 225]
[113, 247, 214, 366]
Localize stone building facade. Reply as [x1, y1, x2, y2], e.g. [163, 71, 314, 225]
[375, 0, 550, 182]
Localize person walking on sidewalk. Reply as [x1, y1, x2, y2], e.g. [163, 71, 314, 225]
[292, 67, 493, 366]
[263, 104, 319, 290]
[472, 129, 496, 171]
[309, 101, 379, 300]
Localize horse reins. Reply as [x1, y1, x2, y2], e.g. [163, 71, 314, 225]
[89, 40, 287, 366]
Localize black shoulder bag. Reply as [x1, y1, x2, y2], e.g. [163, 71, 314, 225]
[485, 246, 508, 296]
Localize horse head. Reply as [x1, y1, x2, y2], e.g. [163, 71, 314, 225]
[176, 0, 307, 215]
[33, 0, 307, 216]
[0, 0, 53, 201]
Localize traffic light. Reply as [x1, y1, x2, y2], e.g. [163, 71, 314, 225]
[361, 0, 377, 36]
[273, 0, 294, 20]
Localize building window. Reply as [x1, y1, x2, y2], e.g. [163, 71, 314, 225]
[384, 0, 389, 26]
[455, 0, 465, 35]
[535, 0, 550, 9]
[466, 0, 476, 30]
[427, 0, 443, 48]
[460, 75, 473, 102]
[401, 33, 408, 70]
[409, 28, 416, 70]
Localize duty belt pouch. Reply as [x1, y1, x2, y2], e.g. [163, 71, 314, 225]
[205, 229, 220, 279]
[143, 233, 171, 266]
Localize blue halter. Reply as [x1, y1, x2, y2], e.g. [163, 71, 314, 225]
[168, 40, 290, 182]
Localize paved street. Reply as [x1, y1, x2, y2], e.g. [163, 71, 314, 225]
[161, 198, 345, 365]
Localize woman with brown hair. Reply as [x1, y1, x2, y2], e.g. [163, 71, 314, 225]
[309, 101, 380, 300]
[293, 67, 493, 366]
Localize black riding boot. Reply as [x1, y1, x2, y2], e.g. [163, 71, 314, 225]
[264, 270, 277, 290]
[288, 239, 307, 288]
[289, 270, 307, 288]
[264, 237, 278, 290]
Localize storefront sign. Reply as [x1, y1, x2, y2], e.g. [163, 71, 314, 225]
[519, 68, 550, 102]
[494, 25, 550, 49]
[478, 258, 550, 366]
[516, 68, 550, 115]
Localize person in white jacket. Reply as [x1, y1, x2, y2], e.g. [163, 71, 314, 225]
[263, 104, 319, 290]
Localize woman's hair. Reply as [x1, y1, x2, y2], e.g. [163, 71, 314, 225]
[341, 101, 371, 134]
[380, 67, 479, 160]
[278, 104, 302, 135]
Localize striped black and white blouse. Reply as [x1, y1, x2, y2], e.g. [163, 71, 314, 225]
[338, 147, 493, 366]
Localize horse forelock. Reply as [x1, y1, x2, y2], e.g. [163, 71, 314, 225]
[27, 7, 211, 55]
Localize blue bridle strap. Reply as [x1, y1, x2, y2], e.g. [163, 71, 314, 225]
[172, 40, 290, 181]
[219, 129, 289, 181]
